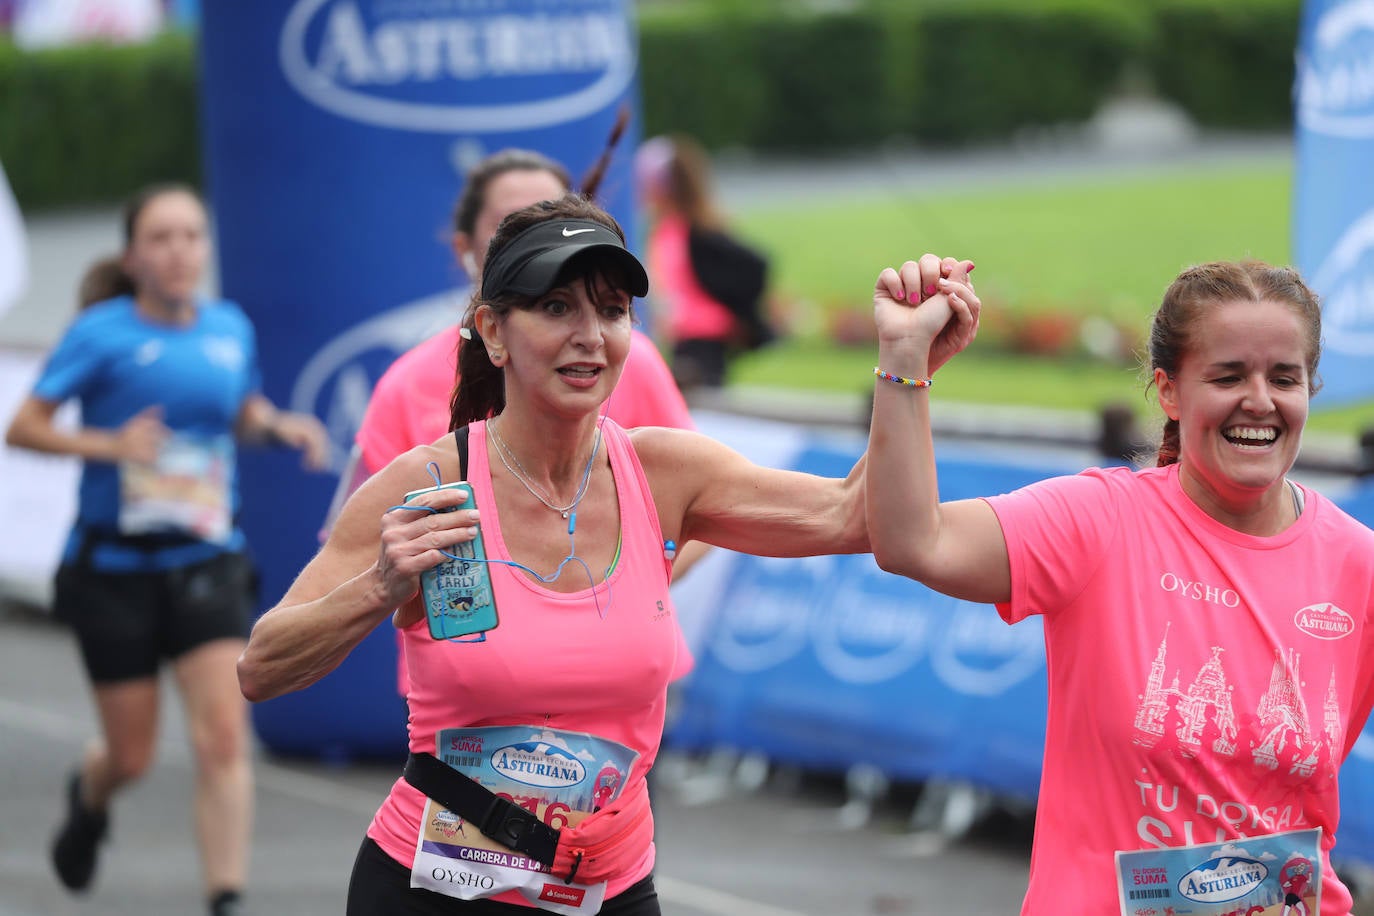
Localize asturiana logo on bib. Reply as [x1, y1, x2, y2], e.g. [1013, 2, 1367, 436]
[1177, 855, 1269, 904]
[1297, 0, 1374, 138]
[1313, 207, 1374, 356]
[279, 0, 636, 132]
[1295, 601, 1355, 640]
[491, 741, 587, 789]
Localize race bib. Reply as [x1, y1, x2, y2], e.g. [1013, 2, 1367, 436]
[1116, 827, 1322, 916]
[119, 434, 232, 543]
[411, 725, 640, 914]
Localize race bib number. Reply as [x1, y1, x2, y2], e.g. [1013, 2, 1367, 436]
[411, 725, 640, 915]
[119, 434, 232, 543]
[1115, 827, 1322, 916]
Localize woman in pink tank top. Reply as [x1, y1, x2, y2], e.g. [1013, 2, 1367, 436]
[865, 255, 1374, 915]
[236, 194, 871, 915]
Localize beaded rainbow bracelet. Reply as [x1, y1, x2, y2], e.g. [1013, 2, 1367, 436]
[873, 367, 933, 388]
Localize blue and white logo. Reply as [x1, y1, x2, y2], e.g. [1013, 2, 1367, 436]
[1313, 206, 1374, 355]
[1177, 854, 1268, 904]
[491, 740, 588, 789]
[279, 0, 637, 132]
[1297, 0, 1374, 138]
[288, 288, 463, 472]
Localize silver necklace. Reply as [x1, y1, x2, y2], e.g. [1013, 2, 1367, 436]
[488, 418, 601, 519]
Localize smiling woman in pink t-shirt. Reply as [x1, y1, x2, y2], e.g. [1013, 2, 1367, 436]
[866, 256, 1374, 915]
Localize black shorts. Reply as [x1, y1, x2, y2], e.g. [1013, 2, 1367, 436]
[53, 550, 256, 683]
[346, 838, 660, 916]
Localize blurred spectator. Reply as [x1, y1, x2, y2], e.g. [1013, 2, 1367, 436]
[12, 0, 162, 48]
[634, 134, 775, 391]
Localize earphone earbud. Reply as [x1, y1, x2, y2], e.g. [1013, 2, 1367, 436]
[461, 252, 478, 276]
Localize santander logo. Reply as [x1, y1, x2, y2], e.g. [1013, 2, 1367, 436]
[1294, 602, 1355, 640]
[278, 0, 637, 132]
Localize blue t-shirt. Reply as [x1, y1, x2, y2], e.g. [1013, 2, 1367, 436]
[33, 296, 261, 571]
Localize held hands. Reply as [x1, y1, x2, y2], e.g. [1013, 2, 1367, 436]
[873, 255, 979, 374]
[376, 486, 481, 629]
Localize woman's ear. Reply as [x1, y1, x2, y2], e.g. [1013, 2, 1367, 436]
[474, 305, 502, 359]
[453, 233, 477, 277]
[1154, 367, 1180, 421]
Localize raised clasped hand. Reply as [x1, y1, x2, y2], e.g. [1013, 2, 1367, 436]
[376, 487, 482, 629]
[873, 254, 980, 374]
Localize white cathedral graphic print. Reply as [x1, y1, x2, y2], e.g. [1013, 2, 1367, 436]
[1133, 624, 1342, 779]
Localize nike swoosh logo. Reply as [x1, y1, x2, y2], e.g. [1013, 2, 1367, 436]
[562, 227, 596, 237]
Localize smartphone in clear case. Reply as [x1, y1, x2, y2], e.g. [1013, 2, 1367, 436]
[402, 482, 498, 640]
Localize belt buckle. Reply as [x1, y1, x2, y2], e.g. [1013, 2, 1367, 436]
[482, 800, 540, 850]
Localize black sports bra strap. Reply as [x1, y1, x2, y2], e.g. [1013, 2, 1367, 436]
[454, 425, 470, 480]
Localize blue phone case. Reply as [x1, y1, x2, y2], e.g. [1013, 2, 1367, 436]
[402, 482, 498, 640]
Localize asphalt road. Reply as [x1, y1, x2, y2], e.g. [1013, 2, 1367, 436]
[0, 602, 1035, 916]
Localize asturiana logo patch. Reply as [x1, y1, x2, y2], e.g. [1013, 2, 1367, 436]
[1295, 601, 1356, 640]
[1297, 0, 1374, 138]
[1313, 207, 1374, 356]
[279, 0, 636, 132]
[1177, 855, 1268, 904]
[491, 741, 587, 789]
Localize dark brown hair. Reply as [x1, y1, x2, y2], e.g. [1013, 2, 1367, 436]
[449, 115, 630, 237]
[451, 150, 572, 236]
[79, 183, 203, 310]
[449, 194, 631, 429]
[77, 256, 136, 310]
[1147, 260, 1323, 467]
[663, 134, 722, 230]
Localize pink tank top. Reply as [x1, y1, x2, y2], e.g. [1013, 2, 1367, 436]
[366, 419, 680, 903]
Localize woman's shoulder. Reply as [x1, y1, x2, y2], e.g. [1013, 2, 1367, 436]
[1307, 487, 1374, 542]
[342, 439, 465, 524]
[197, 296, 254, 328]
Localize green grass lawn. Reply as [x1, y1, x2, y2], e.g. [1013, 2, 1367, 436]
[723, 159, 1374, 439]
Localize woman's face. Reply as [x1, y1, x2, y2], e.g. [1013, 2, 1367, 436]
[123, 190, 209, 306]
[459, 169, 569, 278]
[481, 272, 633, 419]
[1156, 298, 1312, 515]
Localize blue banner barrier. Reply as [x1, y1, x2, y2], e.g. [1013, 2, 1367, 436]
[1294, 0, 1374, 405]
[670, 439, 1060, 802]
[667, 414, 1374, 866]
[198, 0, 641, 760]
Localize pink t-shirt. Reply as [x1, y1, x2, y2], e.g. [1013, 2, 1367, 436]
[647, 214, 738, 343]
[367, 420, 680, 903]
[356, 326, 693, 475]
[987, 463, 1374, 916]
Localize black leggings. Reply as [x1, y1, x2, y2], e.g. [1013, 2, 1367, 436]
[346, 838, 661, 915]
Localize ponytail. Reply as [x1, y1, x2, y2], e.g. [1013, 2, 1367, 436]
[449, 313, 505, 430]
[577, 103, 631, 202]
[78, 255, 136, 310]
[1156, 418, 1180, 467]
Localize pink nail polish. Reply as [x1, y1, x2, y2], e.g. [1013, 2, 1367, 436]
[924, 284, 936, 296]
[907, 291, 919, 304]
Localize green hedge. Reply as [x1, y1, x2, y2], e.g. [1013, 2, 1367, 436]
[0, 32, 199, 210]
[1, 0, 1301, 210]
[1146, 0, 1301, 129]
